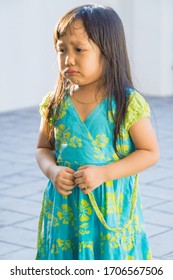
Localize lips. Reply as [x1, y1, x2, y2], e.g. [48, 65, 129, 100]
[65, 69, 79, 74]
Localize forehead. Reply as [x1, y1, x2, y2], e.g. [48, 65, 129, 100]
[59, 19, 88, 40]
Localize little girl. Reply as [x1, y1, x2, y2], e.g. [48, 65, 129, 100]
[35, 4, 159, 260]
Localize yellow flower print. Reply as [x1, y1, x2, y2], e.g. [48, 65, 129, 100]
[127, 214, 140, 235]
[112, 153, 119, 162]
[92, 144, 107, 161]
[55, 124, 71, 143]
[105, 193, 117, 214]
[57, 239, 71, 251]
[62, 98, 71, 109]
[125, 91, 150, 131]
[106, 157, 112, 162]
[55, 138, 61, 151]
[94, 154, 106, 160]
[92, 134, 109, 148]
[108, 110, 115, 123]
[116, 193, 124, 213]
[57, 204, 73, 224]
[118, 126, 129, 140]
[147, 249, 152, 260]
[52, 217, 59, 227]
[38, 236, 44, 250]
[79, 199, 92, 222]
[105, 181, 113, 187]
[127, 214, 143, 234]
[43, 199, 53, 219]
[51, 243, 59, 254]
[122, 234, 135, 251]
[59, 110, 66, 120]
[125, 256, 134, 260]
[79, 241, 94, 252]
[105, 192, 124, 213]
[110, 238, 120, 249]
[100, 232, 111, 241]
[94, 146, 105, 154]
[79, 223, 90, 235]
[57, 99, 70, 120]
[69, 136, 82, 148]
[117, 144, 129, 156]
[88, 133, 93, 140]
[38, 237, 46, 257]
[100, 232, 120, 249]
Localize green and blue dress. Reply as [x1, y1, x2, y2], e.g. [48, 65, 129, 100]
[36, 88, 152, 260]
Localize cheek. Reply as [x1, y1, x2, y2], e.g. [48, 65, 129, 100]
[83, 55, 100, 70]
[90, 57, 103, 76]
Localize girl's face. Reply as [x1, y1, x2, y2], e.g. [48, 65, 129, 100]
[56, 19, 103, 89]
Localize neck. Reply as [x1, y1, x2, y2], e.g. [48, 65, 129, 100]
[71, 84, 106, 100]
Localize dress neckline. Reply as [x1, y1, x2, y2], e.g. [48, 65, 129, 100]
[68, 95, 107, 123]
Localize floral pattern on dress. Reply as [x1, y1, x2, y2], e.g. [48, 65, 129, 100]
[57, 204, 73, 224]
[92, 134, 109, 148]
[55, 124, 71, 142]
[69, 136, 82, 148]
[36, 88, 152, 260]
[79, 199, 93, 222]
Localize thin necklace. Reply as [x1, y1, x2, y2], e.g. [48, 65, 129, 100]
[72, 93, 99, 104]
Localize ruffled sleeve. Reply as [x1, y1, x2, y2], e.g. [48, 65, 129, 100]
[39, 92, 54, 126]
[124, 91, 150, 131]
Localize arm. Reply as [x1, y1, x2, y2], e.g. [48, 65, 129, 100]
[74, 117, 159, 193]
[35, 118, 57, 179]
[101, 117, 160, 181]
[36, 118, 75, 195]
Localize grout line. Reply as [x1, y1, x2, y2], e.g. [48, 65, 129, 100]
[0, 239, 36, 250]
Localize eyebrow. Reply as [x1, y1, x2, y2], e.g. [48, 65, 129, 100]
[57, 41, 89, 48]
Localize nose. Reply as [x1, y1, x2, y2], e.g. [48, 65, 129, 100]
[65, 53, 75, 66]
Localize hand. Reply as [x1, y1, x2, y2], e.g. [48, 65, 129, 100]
[74, 165, 104, 194]
[49, 166, 76, 195]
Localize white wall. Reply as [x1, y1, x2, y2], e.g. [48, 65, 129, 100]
[0, 0, 61, 112]
[0, 0, 120, 112]
[161, 0, 173, 96]
[0, 0, 172, 112]
[132, 0, 173, 96]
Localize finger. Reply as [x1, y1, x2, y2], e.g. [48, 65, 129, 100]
[55, 184, 73, 195]
[73, 170, 83, 178]
[78, 165, 87, 170]
[65, 173, 75, 181]
[57, 184, 75, 192]
[61, 173, 75, 182]
[61, 178, 76, 187]
[74, 177, 85, 185]
[65, 167, 75, 174]
[78, 183, 87, 190]
[58, 189, 72, 196]
[62, 182, 76, 189]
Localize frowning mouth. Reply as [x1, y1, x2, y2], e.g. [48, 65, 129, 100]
[65, 69, 79, 75]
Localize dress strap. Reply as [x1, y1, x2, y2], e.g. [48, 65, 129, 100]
[88, 175, 139, 232]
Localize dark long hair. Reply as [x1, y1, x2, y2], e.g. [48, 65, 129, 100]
[46, 4, 134, 154]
